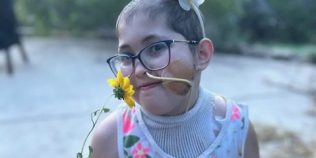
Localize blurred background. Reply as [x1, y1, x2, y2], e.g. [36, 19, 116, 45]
[0, 0, 315, 157]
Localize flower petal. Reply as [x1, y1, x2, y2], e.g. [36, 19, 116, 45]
[125, 87, 134, 96]
[124, 97, 135, 108]
[107, 79, 118, 87]
[117, 70, 124, 85]
[136, 142, 142, 150]
[123, 111, 134, 134]
[143, 147, 150, 154]
[123, 77, 130, 90]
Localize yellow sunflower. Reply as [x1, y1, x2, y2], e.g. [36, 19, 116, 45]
[107, 70, 135, 108]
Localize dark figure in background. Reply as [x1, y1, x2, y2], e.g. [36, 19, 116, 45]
[0, 0, 29, 75]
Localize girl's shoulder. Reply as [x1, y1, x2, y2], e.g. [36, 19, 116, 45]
[91, 110, 120, 158]
[212, 95, 248, 120]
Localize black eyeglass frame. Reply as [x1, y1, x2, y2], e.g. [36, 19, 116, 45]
[107, 39, 199, 76]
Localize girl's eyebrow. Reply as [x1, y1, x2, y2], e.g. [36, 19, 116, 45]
[142, 35, 158, 43]
[118, 34, 169, 52]
[142, 34, 168, 44]
[118, 34, 159, 50]
[118, 44, 132, 53]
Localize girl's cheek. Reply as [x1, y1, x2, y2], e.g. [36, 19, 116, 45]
[162, 59, 195, 96]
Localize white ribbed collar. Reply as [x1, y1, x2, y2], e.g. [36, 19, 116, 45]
[138, 88, 212, 127]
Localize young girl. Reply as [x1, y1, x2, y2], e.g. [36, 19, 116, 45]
[92, 0, 259, 157]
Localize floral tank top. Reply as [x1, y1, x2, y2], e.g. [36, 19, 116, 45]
[117, 99, 249, 158]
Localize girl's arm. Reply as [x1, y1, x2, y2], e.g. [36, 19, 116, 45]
[91, 111, 119, 158]
[244, 122, 260, 158]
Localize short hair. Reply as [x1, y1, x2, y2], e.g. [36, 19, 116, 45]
[116, 0, 204, 42]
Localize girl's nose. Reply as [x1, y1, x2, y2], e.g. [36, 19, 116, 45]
[133, 59, 147, 78]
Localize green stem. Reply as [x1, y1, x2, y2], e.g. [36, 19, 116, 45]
[80, 95, 112, 156]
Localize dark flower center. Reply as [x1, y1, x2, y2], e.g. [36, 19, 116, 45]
[113, 87, 125, 100]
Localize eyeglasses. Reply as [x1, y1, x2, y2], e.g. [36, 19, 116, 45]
[107, 39, 198, 77]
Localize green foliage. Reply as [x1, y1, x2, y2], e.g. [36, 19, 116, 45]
[76, 153, 82, 158]
[201, 0, 246, 50]
[308, 51, 316, 63]
[240, 0, 316, 43]
[15, 0, 316, 47]
[15, 0, 127, 35]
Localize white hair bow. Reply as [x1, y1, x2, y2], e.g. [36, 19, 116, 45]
[178, 0, 205, 11]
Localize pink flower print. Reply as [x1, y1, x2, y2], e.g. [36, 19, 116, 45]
[123, 110, 135, 134]
[230, 105, 241, 120]
[132, 142, 150, 158]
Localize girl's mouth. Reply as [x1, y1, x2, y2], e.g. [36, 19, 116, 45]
[139, 82, 161, 91]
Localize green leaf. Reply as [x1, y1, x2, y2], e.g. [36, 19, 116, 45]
[123, 135, 139, 148]
[88, 146, 93, 158]
[146, 155, 152, 158]
[76, 152, 83, 158]
[124, 149, 128, 156]
[93, 110, 99, 116]
[103, 108, 110, 113]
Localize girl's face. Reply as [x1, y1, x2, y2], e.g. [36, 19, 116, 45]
[117, 13, 200, 116]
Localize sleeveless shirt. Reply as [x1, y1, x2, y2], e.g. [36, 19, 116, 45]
[116, 89, 249, 158]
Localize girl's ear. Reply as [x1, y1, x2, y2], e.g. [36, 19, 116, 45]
[194, 38, 214, 71]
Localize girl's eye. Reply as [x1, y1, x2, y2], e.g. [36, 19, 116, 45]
[149, 43, 166, 52]
[142, 42, 168, 58]
[120, 56, 132, 65]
